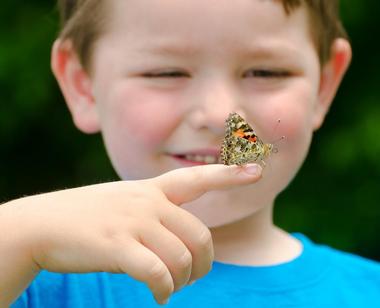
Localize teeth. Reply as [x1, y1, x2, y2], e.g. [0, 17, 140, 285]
[184, 154, 218, 164]
[204, 155, 217, 164]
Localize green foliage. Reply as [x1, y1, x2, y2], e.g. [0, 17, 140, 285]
[0, 1, 117, 199]
[1, 1, 379, 261]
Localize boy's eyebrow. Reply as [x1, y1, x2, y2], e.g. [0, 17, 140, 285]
[239, 42, 303, 60]
[138, 44, 200, 57]
[138, 41, 302, 60]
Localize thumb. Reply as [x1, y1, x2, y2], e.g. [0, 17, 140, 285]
[153, 164, 262, 205]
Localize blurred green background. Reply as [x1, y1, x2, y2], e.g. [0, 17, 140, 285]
[1, 1, 379, 260]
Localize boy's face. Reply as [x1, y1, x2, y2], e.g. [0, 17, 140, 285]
[66, 0, 333, 226]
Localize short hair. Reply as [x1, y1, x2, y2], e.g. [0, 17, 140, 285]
[57, 0, 348, 72]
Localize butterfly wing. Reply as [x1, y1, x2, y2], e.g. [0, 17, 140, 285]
[222, 136, 265, 165]
[220, 112, 269, 166]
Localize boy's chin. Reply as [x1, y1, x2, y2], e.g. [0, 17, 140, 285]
[181, 190, 269, 228]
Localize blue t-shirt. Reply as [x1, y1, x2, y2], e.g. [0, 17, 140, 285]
[12, 233, 380, 307]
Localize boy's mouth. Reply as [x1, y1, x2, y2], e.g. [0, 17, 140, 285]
[168, 149, 221, 165]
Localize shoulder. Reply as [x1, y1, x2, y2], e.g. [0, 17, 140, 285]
[324, 245, 380, 301]
[297, 233, 380, 288]
[326, 244, 380, 278]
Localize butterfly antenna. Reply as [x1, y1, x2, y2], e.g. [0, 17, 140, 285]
[273, 119, 281, 135]
[271, 119, 285, 153]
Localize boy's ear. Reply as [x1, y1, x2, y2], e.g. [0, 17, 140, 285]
[51, 39, 100, 134]
[313, 38, 352, 130]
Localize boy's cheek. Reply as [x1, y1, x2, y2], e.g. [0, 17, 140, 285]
[282, 110, 312, 140]
[257, 103, 315, 162]
[104, 86, 182, 148]
[258, 102, 313, 143]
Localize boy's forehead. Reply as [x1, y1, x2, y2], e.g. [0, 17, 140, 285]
[108, 0, 308, 32]
[98, 0, 314, 64]
[107, 0, 311, 46]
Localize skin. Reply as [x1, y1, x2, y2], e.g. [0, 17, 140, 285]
[0, 0, 351, 306]
[0, 165, 262, 305]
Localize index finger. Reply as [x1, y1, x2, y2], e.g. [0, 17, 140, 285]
[153, 163, 262, 205]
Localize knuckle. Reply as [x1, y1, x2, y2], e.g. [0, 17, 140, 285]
[148, 261, 168, 282]
[177, 250, 193, 270]
[191, 166, 203, 178]
[192, 167, 208, 186]
[197, 228, 213, 250]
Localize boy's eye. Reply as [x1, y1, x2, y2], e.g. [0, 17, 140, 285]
[142, 70, 189, 78]
[244, 69, 291, 78]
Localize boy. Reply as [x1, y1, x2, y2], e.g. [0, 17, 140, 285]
[2, 0, 380, 306]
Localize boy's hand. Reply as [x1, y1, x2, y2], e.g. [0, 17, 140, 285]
[1, 164, 261, 305]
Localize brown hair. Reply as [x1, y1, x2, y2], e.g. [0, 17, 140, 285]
[57, 0, 348, 72]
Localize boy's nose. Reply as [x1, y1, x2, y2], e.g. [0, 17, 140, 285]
[187, 82, 245, 135]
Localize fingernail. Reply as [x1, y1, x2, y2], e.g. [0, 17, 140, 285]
[244, 164, 262, 176]
[160, 298, 169, 305]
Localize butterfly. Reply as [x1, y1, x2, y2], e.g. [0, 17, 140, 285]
[220, 112, 274, 166]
